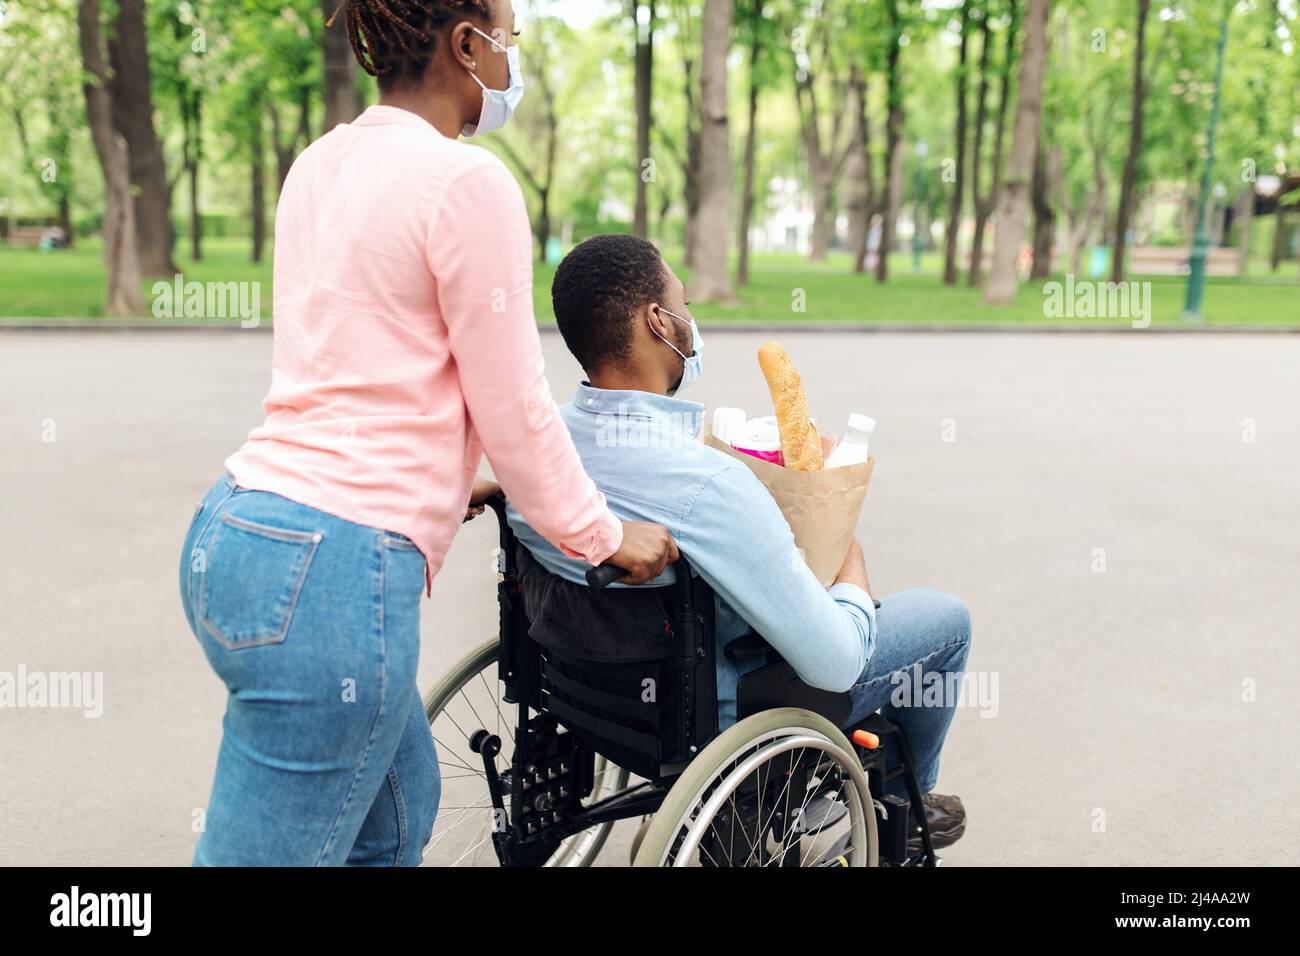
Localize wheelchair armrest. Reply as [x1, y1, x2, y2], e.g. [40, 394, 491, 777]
[723, 632, 776, 663]
[735, 659, 852, 727]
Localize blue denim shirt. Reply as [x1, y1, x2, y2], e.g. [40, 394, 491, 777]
[506, 383, 877, 728]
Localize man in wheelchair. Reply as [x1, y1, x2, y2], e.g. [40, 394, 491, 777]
[504, 234, 972, 857]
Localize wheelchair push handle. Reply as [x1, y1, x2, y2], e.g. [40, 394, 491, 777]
[586, 562, 628, 590]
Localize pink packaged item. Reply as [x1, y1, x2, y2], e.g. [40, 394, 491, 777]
[733, 416, 785, 466]
[734, 444, 784, 466]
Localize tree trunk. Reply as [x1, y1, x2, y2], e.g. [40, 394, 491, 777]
[809, 179, 833, 261]
[844, 69, 874, 274]
[1029, 139, 1055, 279]
[944, 0, 973, 285]
[681, 54, 702, 268]
[875, 0, 904, 283]
[794, 24, 853, 264]
[633, 0, 655, 238]
[251, 117, 267, 264]
[1111, 0, 1150, 283]
[692, 0, 735, 303]
[1270, 201, 1287, 271]
[47, 98, 75, 247]
[106, 0, 174, 278]
[322, 0, 361, 131]
[1234, 186, 1252, 275]
[58, 192, 74, 247]
[187, 91, 203, 262]
[537, 188, 552, 262]
[983, 0, 1051, 305]
[737, 4, 761, 288]
[77, 0, 143, 315]
[970, 0, 1019, 287]
[657, 189, 672, 242]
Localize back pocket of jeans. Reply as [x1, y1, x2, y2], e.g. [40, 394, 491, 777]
[198, 513, 322, 650]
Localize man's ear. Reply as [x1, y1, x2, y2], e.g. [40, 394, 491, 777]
[642, 301, 670, 341]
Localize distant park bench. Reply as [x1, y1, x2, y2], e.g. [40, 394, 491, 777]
[1128, 246, 1241, 276]
[2, 225, 51, 248]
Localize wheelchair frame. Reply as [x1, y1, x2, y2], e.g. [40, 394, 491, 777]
[461, 496, 940, 867]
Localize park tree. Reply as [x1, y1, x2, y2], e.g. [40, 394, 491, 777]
[1110, 0, 1151, 283]
[842, 65, 877, 273]
[791, 0, 857, 263]
[1050, 2, 1125, 277]
[321, 0, 361, 130]
[632, 0, 655, 238]
[106, 0, 175, 277]
[736, 0, 781, 285]
[663, 0, 703, 265]
[983, 0, 1050, 305]
[151, 0, 220, 262]
[0, 0, 83, 246]
[211, 0, 323, 261]
[254, 0, 322, 192]
[942, 0, 974, 285]
[691, 0, 735, 302]
[968, 0, 1018, 286]
[492, 11, 565, 261]
[874, 0, 905, 283]
[77, 0, 143, 313]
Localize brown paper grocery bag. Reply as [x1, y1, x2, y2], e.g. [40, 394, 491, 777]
[703, 429, 874, 587]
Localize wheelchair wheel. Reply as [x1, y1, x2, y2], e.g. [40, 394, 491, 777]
[632, 707, 877, 867]
[421, 637, 629, 867]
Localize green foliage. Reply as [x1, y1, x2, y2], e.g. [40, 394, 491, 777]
[0, 0, 1297, 314]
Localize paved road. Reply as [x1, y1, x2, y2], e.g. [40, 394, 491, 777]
[2, 330, 1297, 866]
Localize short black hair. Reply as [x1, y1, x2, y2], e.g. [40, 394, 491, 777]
[552, 234, 668, 373]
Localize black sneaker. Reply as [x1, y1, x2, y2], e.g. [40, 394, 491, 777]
[906, 792, 966, 853]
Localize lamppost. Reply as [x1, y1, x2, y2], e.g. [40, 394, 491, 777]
[913, 140, 929, 273]
[1183, 7, 1231, 321]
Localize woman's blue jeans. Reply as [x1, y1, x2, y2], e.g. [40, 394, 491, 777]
[179, 473, 440, 866]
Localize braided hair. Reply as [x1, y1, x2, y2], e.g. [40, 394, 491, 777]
[331, 1, 493, 92]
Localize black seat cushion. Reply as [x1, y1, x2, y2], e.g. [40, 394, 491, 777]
[514, 544, 677, 664]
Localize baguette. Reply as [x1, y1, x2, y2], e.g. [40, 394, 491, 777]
[757, 340, 823, 472]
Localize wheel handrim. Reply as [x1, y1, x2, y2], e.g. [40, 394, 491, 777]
[671, 731, 869, 867]
[421, 639, 628, 867]
[632, 709, 878, 868]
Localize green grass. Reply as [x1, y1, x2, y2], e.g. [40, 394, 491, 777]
[1, 237, 1296, 326]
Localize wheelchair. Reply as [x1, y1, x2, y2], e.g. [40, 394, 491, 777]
[420, 496, 942, 867]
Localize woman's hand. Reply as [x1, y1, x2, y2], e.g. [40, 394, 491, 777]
[464, 478, 502, 522]
[608, 521, 680, 584]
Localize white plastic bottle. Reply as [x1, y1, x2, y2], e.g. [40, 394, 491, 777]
[824, 414, 876, 468]
[712, 407, 747, 446]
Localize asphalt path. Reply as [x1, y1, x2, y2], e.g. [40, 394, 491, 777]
[2, 329, 1296, 866]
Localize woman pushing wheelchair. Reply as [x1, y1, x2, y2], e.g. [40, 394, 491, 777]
[177, 1, 677, 866]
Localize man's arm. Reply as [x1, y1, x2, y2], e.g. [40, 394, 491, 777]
[676, 461, 877, 693]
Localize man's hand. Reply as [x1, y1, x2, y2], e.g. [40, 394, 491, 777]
[607, 520, 680, 585]
[834, 537, 874, 602]
[464, 478, 502, 522]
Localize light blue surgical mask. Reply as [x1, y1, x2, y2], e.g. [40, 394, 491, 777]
[461, 28, 526, 138]
[651, 306, 704, 395]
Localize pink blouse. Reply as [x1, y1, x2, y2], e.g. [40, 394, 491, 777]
[225, 104, 622, 595]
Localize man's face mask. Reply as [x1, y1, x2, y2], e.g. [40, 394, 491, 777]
[649, 306, 704, 395]
[461, 27, 526, 137]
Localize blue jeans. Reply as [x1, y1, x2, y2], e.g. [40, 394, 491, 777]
[178, 473, 440, 865]
[844, 588, 972, 801]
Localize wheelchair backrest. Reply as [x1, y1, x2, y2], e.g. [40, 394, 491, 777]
[511, 543, 720, 780]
